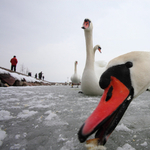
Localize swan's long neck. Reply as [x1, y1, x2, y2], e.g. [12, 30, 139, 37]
[84, 30, 94, 69]
[74, 63, 77, 74]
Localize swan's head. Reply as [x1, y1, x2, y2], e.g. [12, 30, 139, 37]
[94, 45, 102, 53]
[78, 61, 134, 145]
[82, 18, 93, 31]
[75, 61, 78, 65]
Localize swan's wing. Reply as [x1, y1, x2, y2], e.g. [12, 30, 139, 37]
[94, 60, 107, 79]
[94, 60, 107, 68]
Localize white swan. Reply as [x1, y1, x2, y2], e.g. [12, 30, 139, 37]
[78, 51, 150, 145]
[81, 19, 107, 96]
[70, 61, 81, 88]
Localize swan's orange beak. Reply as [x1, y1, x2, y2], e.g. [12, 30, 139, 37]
[98, 47, 102, 53]
[78, 62, 134, 145]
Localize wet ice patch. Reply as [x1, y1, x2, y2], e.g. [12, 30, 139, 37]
[115, 123, 133, 133]
[0, 110, 14, 120]
[17, 110, 38, 118]
[117, 143, 135, 150]
[0, 128, 7, 146]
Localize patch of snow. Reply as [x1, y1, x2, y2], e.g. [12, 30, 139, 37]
[0, 68, 9, 74]
[44, 110, 57, 120]
[10, 143, 21, 150]
[60, 138, 75, 150]
[140, 141, 147, 146]
[17, 110, 38, 118]
[23, 133, 27, 137]
[117, 143, 136, 150]
[15, 134, 20, 139]
[0, 110, 14, 120]
[0, 128, 7, 146]
[0, 68, 49, 83]
[44, 110, 69, 126]
[115, 123, 133, 133]
[57, 134, 67, 142]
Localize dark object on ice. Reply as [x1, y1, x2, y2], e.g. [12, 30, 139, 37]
[0, 73, 16, 86]
[14, 80, 23, 86]
[28, 72, 32, 76]
[78, 91, 83, 94]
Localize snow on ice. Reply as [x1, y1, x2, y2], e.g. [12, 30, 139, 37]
[0, 68, 47, 83]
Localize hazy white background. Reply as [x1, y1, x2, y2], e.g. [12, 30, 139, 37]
[1, 0, 150, 82]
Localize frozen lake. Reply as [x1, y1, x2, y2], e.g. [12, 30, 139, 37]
[0, 85, 150, 150]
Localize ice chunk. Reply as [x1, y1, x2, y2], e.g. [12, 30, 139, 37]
[15, 134, 20, 139]
[115, 123, 133, 133]
[117, 143, 136, 150]
[44, 110, 69, 126]
[10, 144, 21, 150]
[140, 141, 147, 146]
[17, 110, 38, 118]
[45, 110, 57, 120]
[0, 110, 14, 120]
[60, 138, 75, 150]
[0, 128, 7, 146]
[57, 134, 67, 142]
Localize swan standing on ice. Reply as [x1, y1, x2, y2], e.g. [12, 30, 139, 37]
[78, 51, 150, 146]
[81, 18, 107, 96]
[70, 61, 81, 88]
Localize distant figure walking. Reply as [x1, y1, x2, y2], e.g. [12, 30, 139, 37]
[35, 73, 37, 78]
[38, 72, 42, 80]
[10, 55, 18, 72]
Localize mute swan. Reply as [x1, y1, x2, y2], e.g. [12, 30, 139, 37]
[78, 51, 150, 146]
[70, 61, 81, 88]
[81, 19, 107, 96]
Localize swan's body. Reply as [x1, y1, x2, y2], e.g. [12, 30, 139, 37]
[70, 61, 80, 88]
[81, 19, 107, 96]
[78, 51, 150, 145]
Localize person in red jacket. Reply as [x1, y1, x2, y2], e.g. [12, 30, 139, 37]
[10, 56, 18, 71]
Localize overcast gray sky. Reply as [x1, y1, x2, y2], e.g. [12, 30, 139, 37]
[1, 0, 150, 82]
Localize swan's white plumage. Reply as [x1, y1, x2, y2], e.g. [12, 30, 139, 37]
[107, 51, 150, 98]
[81, 19, 107, 95]
[70, 61, 80, 87]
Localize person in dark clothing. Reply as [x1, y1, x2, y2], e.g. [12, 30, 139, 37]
[10, 56, 18, 71]
[35, 73, 37, 78]
[38, 72, 42, 80]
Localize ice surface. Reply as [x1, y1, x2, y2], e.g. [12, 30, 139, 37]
[0, 86, 150, 150]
